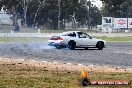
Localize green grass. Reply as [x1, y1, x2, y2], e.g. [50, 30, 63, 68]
[0, 38, 48, 43]
[0, 36, 132, 43]
[0, 64, 132, 88]
[96, 36, 132, 42]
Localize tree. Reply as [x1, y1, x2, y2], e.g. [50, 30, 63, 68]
[18, 0, 33, 27]
[101, 0, 132, 17]
[0, 0, 102, 29]
[0, 0, 20, 31]
[90, 6, 102, 26]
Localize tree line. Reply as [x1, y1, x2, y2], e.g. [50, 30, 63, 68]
[0, 0, 132, 29]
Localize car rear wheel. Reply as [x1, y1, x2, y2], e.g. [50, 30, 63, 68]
[97, 41, 104, 50]
[68, 41, 76, 50]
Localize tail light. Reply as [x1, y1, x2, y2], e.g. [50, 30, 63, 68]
[50, 36, 63, 40]
[56, 37, 63, 40]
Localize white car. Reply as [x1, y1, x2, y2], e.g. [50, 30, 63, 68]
[48, 31, 106, 50]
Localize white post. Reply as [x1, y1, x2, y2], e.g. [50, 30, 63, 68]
[38, 29, 40, 33]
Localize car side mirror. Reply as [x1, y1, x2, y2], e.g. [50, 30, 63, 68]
[89, 37, 92, 39]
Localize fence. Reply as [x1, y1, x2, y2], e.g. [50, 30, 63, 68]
[0, 33, 55, 38]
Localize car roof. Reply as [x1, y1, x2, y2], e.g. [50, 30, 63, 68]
[62, 31, 80, 34]
[53, 31, 81, 36]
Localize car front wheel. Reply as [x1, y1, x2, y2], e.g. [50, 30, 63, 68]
[97, 41, 104, 50]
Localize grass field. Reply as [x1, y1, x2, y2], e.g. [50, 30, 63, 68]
[0, 64, 131, 88]
[96, 36, 132, 42]
[0, 37, 132, 43]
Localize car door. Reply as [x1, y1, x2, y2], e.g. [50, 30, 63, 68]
[62, 32, 77, 45]
[77, 32, 97, 47]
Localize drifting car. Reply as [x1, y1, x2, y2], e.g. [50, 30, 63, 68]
[48, 31, 106, 50]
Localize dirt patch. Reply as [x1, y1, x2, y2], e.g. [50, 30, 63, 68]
[0, 57, 132, 73]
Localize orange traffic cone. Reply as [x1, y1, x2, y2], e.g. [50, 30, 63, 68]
[80, 68, 91, 86]
[81, 67, 89, 78]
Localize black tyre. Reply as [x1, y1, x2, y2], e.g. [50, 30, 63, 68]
[85, 47, 88, 50]
[97, 41, 104, 50]
[80, 77, 90, 86]
[68, 41, 76, 50]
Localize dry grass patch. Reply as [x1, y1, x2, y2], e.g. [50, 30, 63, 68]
[0, 63, 132, 88]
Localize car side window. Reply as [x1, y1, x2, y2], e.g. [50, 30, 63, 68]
[67, 32, 76, 37]
[78, 32, 90, 38]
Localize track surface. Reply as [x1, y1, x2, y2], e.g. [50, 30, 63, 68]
[0, 42, 132, 67]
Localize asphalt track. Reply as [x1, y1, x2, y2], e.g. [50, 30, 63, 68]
[0, 42, 132, 67]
